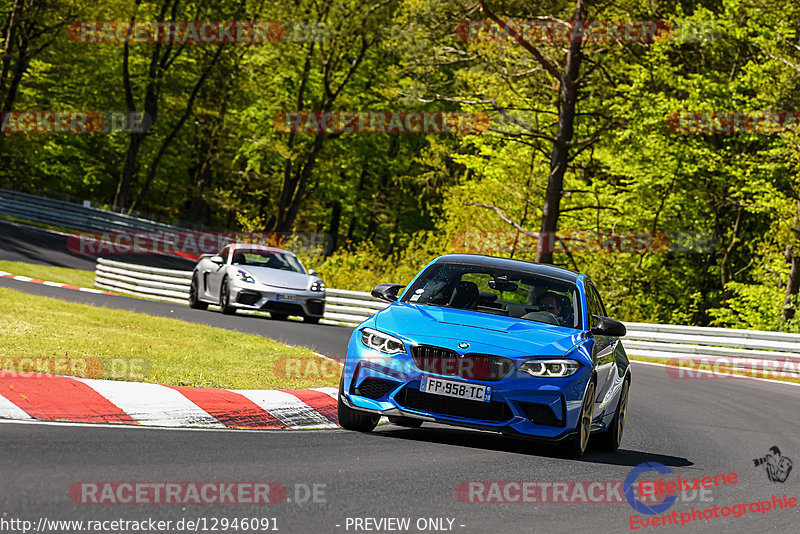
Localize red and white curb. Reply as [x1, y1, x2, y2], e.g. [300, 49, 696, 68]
[0, 270, 117, 295]
[0, 373, 339, 430]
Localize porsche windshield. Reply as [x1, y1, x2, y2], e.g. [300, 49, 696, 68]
[401, 262, 582, 329]
[231, 250, 305, 273]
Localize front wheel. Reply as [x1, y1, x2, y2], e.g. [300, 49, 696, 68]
[337, 377, 379, 432]
[565, 379, 596, 459]
[188, 274, 208, 310]
[219, 278, 236, 315]
[596, 379, 629, 452]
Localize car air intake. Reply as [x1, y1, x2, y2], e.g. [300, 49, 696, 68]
[518, 401, 565, 427]
[410, 345, 514, 381]
[354, 378, 399, 400]
[306, 299, 324, 316]
[236, 291, 261, 306]
[397, 386, 512, 422]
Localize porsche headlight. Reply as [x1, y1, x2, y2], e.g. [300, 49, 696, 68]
[360, 328, 406, 355]
[310, 280, 325, 292]
[518, 359, 580, 378]
[237, 269, 255, 284]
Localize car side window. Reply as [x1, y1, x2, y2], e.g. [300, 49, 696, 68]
[586, 284, 604, 328]
[591, 285, 607, 316]
[220, 247, 230, 264]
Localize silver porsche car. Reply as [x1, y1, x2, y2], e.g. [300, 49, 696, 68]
[188, 243, 326, 323]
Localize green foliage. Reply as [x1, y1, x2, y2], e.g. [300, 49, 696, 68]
[709, 281, 788, 331]
[3, 0, 800, 330]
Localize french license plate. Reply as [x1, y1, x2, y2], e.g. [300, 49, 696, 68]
[419, 376, 491, 403]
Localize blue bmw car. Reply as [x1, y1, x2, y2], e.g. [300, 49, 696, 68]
[338, 254, 631, 458]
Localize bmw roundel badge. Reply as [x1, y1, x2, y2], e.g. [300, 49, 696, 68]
[458, 342, 470, 349]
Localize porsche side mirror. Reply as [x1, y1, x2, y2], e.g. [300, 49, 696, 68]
[210, 255, 224, 264]
[590, 315, 626, 337]
[308, 269, 319, 276]
[371, 283, 405, 303]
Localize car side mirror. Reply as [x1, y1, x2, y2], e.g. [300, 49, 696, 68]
[308, 269, 319, 276]
[590, 315, 626, 337]
[210, 255, 224, 264]
[371, 283, 405, 303]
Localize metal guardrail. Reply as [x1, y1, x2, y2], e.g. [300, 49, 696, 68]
[94, 258, 386, 322]
[0, 188, 187, 234]
[93, 258, 800, 377]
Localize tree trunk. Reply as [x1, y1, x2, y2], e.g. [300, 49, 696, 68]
[536, 0, 585, 265]
[782, 201, 800, 323]
[114, 132, 146, 211]
[328, 200, 342, 254]
[129, 44, 225, 212]
[783, 247, 799, 323]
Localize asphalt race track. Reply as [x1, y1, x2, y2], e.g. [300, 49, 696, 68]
[0, 364, 798, 533]
[0, 220, 197, 271]
[1, 223, 799, 533]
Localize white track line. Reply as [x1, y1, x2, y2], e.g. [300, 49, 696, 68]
[0, 418, 341, 433]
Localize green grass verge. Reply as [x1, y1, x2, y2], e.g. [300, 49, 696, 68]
[630, 355, 800, 385]
[0, 260, 96, 288]
[0, 287, 341, 390]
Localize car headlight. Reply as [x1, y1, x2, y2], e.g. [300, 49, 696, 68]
[360, 328, 406, 354]
[518, 359, 580, 378]
[310, 280, 325, 292]
[237, 269, 256, 284]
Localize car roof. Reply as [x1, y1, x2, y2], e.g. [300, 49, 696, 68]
[226, 243, 294, 255]
[434, 254, 580, 283]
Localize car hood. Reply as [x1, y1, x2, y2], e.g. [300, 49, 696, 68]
[234, 266, 313, 290]
[373, 302, 585, 357]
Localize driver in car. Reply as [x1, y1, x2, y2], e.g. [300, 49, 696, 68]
[537, 292, 572, 327]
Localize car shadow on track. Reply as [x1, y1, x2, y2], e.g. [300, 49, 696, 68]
[370, 425, 692, 466]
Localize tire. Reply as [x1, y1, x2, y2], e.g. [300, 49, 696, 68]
[188, 274, 208, 310]
[565, 379, 596, 459]
[596, 379, 629, 452]
[337, 376, 379, 432]
[388, 416, 423, 428]
[303, 316, 321, 324]
[219, 278, 236, 315]
[270, 312, 289, 321]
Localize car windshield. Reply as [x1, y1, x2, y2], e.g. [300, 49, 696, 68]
[401, 262, 582, 329]
[230, 250, 305, 273]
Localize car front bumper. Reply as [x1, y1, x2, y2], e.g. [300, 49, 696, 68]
[341, 333, 598, 440]
[228, 279, 325, 317]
